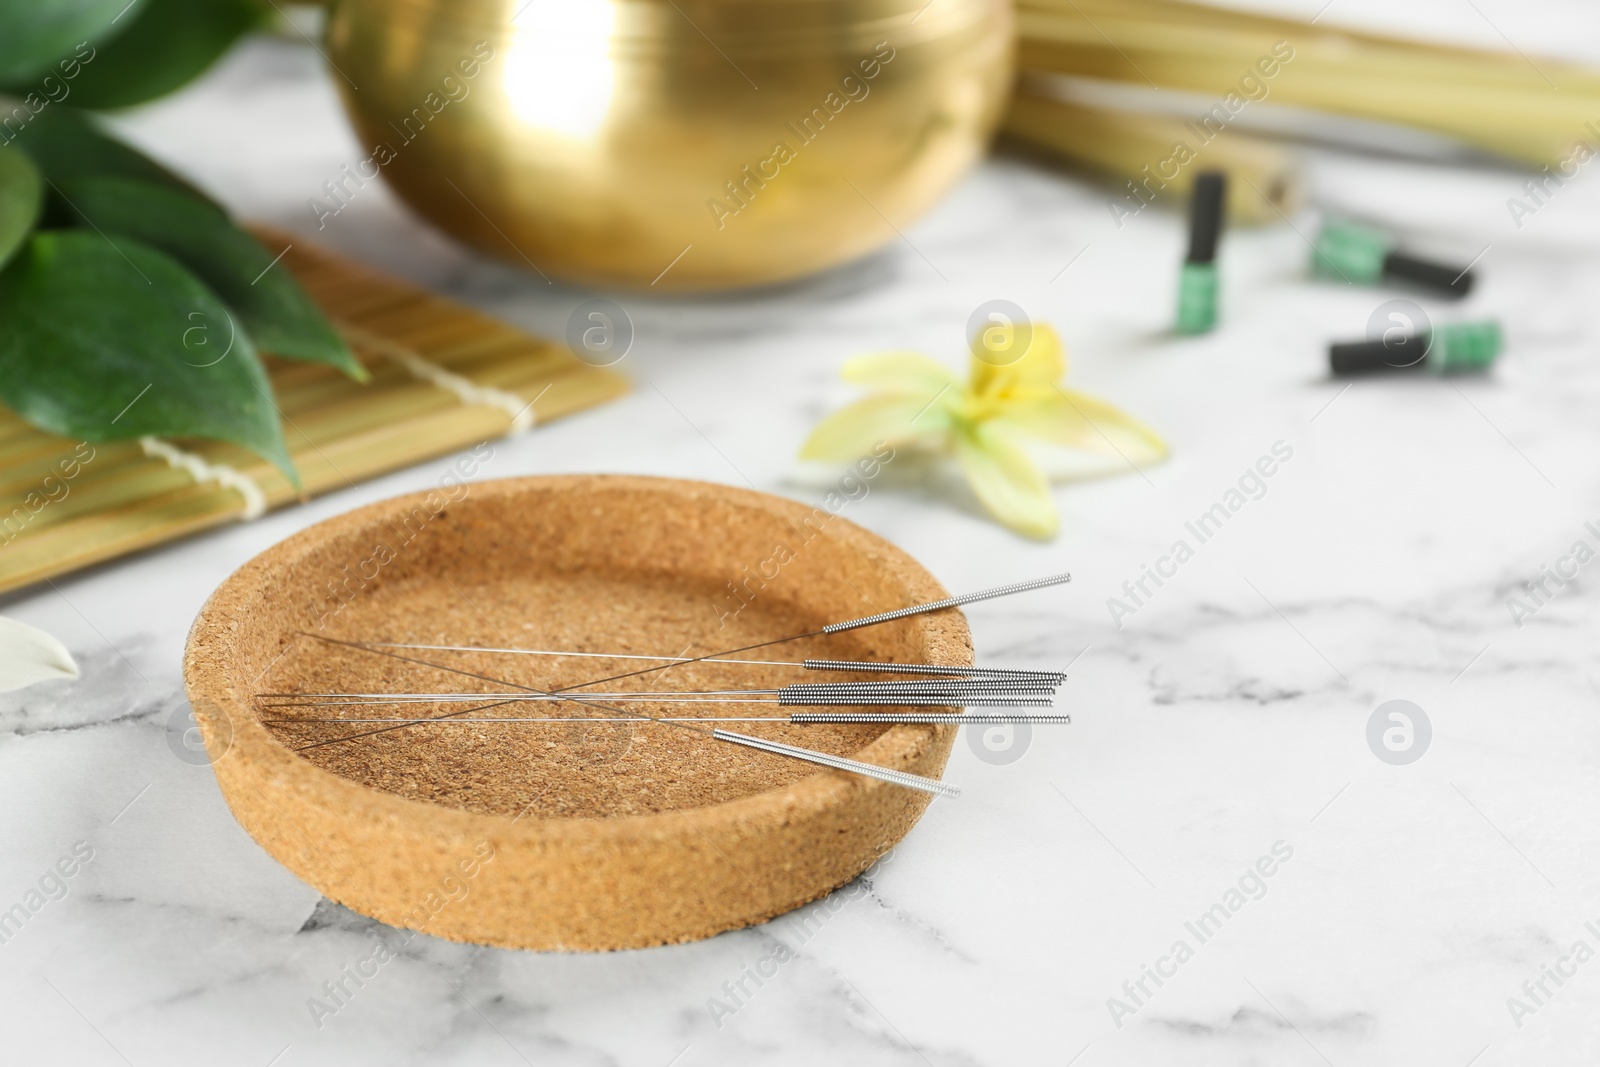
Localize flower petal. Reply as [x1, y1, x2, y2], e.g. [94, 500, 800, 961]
[799, 393, 949, 462]
[970, 323, 1067, 398]
[954, 422, 1059, 539]
[1003, 386, 1169, 466]
[0, 616, 78, 693]
[842, 352, 959, 395]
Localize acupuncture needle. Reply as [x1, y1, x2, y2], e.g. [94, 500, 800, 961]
[280, 572, 1071, 751]
[257, 684, 1059, 711]
[289, 633, 962, 796]
[257, 675, 1060, 713]
[258, 678, 1061, 710]
[289, 696, 525, 754]
[365, 644, 1066, 682]
[261, 713, 1074, 725]
[272, 572, 1075, 780]
[257, 684, 1061, 701]
[256, 679, 1062, 707]
[544, 573, 1073, 694]
[261, 698, 1052, 710]
[259, 679, 1060, 697]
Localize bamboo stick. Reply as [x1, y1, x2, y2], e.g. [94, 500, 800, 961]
[0, 441, 159, 502]
[0, 483, 269, 593]
[1015, 0, 1600, 166]
[0, 461, 203, 537]
[1003, 90, 1304, 223]
[1021, 0, 1600, 91]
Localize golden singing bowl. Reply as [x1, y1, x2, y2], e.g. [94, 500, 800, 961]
[324, 0, 1013, 291]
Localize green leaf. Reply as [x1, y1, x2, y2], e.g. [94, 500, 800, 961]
[8, 106, 217, 205]
[61, 176, 366, 378]
[0, 148, 43, 269]
[0, 231, 297, 487]
[66, 0, 266, 109]
[0, 2, 125, 84]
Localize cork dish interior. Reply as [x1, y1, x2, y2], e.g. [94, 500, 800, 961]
[183, 474, 970, 950]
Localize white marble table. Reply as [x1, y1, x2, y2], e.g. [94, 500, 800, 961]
[6, 6, 1600, 1064]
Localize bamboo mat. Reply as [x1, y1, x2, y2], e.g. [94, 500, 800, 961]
[0, 227, 629, 596]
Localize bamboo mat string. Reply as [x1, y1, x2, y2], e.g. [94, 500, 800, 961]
[139, 436, 268, 520]
[336, 321, 539, 433]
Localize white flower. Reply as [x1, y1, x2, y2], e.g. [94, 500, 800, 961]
[0, 616, 78, 692]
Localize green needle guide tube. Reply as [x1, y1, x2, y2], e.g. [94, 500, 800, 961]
[1328, 320, 1501, 376]
[1313, 220, 1475, 298]
[1176, 171, 1226, 335]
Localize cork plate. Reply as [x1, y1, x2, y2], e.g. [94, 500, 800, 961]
[183, 474, 969, 950]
